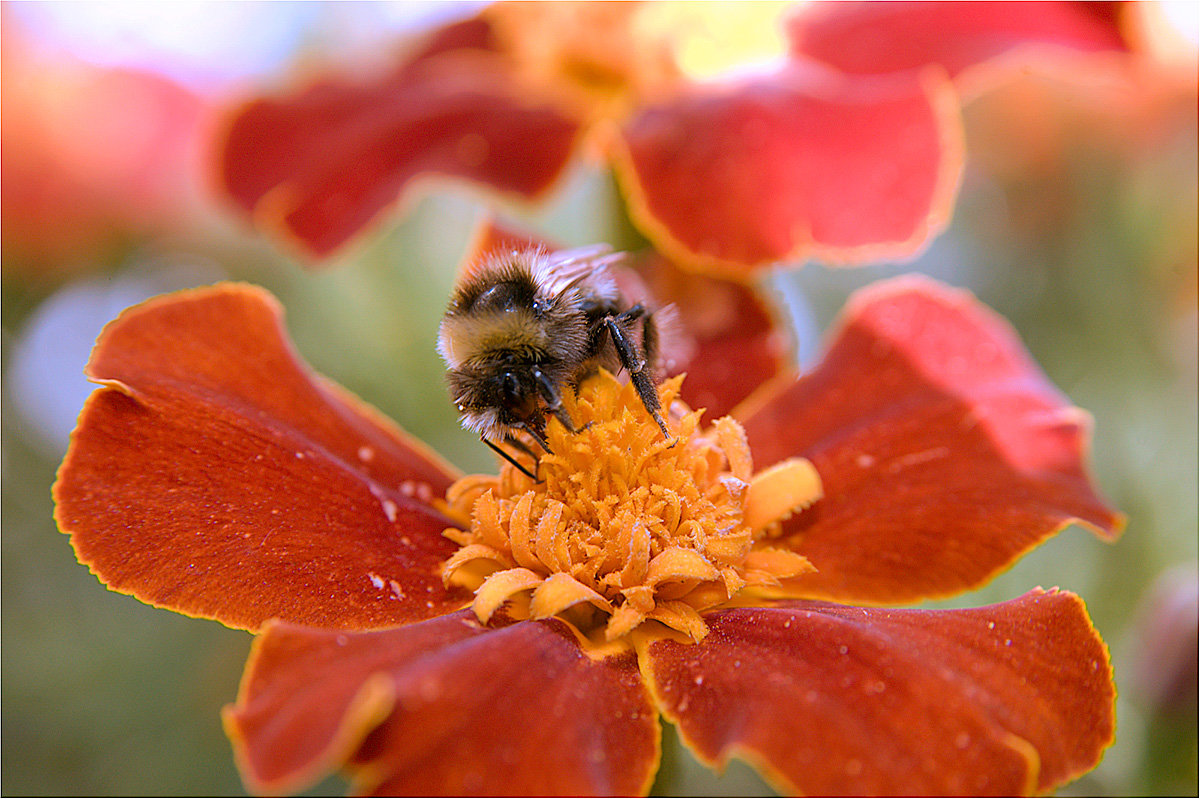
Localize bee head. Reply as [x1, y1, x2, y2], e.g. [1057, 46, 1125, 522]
[447, 359, 543, 440]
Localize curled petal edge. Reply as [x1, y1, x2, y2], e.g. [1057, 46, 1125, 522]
[606, 66, 965, 277]
[638, 588, 1115, 796]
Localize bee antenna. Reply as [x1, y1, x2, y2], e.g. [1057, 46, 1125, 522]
[482, 437, 539, 481]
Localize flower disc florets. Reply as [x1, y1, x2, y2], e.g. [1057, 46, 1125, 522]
[441, 370, 821, 645]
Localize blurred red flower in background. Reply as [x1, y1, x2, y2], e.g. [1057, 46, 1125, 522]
[1, 11, 208, 279]
[215, 1, 1134, 275]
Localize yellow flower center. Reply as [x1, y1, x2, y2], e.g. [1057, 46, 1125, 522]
[440, 371, 821, 646]
[485, 2, 684, 121]
[484, 2, 792, 123]
[639, 1, 791, 81]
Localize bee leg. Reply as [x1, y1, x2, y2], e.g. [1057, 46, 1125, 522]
[603, 308, 673, 441]
[482, 436, 539, 481]
[545, 405, 577, 436]
[532, 367, 577, 434]
[516, 420, 554, 455]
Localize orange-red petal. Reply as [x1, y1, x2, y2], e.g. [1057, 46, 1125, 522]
[55, 283, 468, 631]
[631, 252, 792, 418]
[216, 18, 583, 259]
[740, 275, 1122, 604]
[611, 63, 963, 274]
[644, 588, 1115, 796]
[226, 611, 660, 795]
[788, 1, 1132, 83]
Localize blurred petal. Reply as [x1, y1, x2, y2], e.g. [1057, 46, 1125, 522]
[217, 18, 583, 258]
[2, 22, 205, 274]
[484, 1, 683, 110]
[645, 589, 1115, 796]
[741, 275, 1122, 604]
[226, 612, 660, 796]
[55, 283, 468, 631]
[459, 216, 552, 274]
[632, 252, 792, 418]
[217, 17, 499, 217]
[611, 64, 963, 274]
[788, 1, 1132, 86]
[1127, 564, 1199, 716]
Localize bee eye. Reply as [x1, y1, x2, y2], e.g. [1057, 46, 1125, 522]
[502, 371, 520, 401]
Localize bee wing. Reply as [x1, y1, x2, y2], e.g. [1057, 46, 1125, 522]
[547, 243, 615, 266]
[540, 244, 626, 300]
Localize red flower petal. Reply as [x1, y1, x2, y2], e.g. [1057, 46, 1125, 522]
[741, 276, 1122, 604]
[611, 63, 963, 274]
[55, 283, 468, 631]
[217, 18, 583, 258]
[645, 589, 1115, 796]
[789, 2, 1131, 85]
[458, 217, 553, 274]
[226, 612, 660, 796]
[631, 252, 791, 419]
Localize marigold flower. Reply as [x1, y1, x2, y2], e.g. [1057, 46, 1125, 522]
[215, 1, 1134, 274]
[55, 259, 1124, 795]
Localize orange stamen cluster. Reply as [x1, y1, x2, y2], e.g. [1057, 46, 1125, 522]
[441, 371, 821, 644]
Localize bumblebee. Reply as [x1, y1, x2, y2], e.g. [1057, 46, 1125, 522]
[437, 245, 670, 477]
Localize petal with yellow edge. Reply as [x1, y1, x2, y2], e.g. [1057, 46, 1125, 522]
[227, 611, 659, 796]
[611, 63, 963, 274]
[286, 614, 656, 796]
[643, 588, 1115, 796]
[54, 283, 468, 631]
[788, 1, 1132, 89]
[216, 17, 583, 259]
[741, 275, 1123, 605]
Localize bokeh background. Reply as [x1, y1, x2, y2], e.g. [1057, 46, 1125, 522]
[2, 2, 1196, 795]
